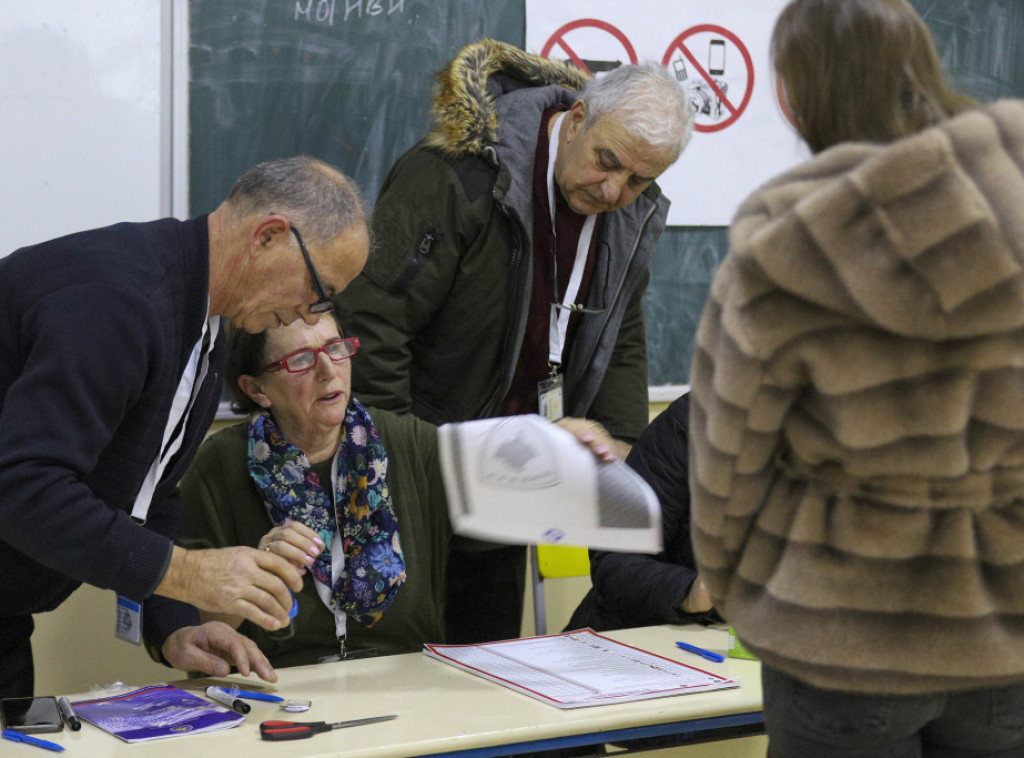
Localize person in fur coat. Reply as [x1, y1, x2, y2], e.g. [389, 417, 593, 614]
[690, 0, 1024, 755]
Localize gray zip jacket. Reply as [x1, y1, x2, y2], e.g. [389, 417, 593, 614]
[337, 39, 669, 441]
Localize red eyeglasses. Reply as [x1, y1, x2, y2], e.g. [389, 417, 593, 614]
[263, 337, 360, 374]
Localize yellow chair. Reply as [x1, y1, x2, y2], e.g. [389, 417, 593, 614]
[529, 543, 591, 635]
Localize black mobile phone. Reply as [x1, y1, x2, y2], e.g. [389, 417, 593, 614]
[0, 696, 65, 733]
[708, 39, 726, 76]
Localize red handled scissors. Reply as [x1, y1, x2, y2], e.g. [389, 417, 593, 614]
[260, 714, 397, 741]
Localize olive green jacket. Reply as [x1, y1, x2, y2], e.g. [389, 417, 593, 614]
[176, 407, 452, 668]
[336, 40, 666, 443]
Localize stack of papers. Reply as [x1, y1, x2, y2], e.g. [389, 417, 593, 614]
[438, 415, 662, 552]
[424, 629, 738, 708]
[71, 685, 244, 743]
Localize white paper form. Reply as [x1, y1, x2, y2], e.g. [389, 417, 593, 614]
[424, 629, 738, 708]
[437, 415, 662, 552]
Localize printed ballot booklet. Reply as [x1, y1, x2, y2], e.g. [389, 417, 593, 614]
[438, 415, 662, 553]
[71, 684, 244, 742]
[423, 629, 738, 708]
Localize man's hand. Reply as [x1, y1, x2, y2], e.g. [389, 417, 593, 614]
[555, 417, 631, 462]
[681, 573, 713, 614]
[156, 545, 303, 632]
[162, 621, 276, 681]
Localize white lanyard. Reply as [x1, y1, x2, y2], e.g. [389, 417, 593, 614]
[546, 112, 597, 368]
[320, 455, 348, 638]
[131, 307, 220, 524]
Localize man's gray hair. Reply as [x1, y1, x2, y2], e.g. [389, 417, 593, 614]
[225, 156, 368, 245]
[582, 62, 693, 161]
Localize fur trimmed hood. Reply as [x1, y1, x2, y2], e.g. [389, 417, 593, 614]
[424, 38, 589, 157]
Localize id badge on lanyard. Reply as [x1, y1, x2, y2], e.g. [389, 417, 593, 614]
[538, 372, 565, 421]
[115, 596, 143, 645]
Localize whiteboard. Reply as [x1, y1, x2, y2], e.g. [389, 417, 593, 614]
[0, 1, 170, 255]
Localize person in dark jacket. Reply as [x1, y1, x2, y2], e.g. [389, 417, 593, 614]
[0, 156, 369, 696]
[566, 394, 717, 632]
[336, 40, 693, 644]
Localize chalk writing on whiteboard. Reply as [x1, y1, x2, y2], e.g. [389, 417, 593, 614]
[294, 0, 404, 26]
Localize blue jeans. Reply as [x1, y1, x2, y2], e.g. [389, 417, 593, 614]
[762, 665, 1024, 758]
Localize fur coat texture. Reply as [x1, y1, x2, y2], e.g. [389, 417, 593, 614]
[690, 99, 1024, 695]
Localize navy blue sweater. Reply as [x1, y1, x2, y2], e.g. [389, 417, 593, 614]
[566, 394, 720, 631]
[0, 216, 221, 641]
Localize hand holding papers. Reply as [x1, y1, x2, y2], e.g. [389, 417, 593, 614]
[438, 415, 662, 552]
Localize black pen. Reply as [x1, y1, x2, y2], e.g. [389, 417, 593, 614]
[205, 686, 252, 714]
[57, 697, 81, 731]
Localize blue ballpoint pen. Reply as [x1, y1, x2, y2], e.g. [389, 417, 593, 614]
[221, 687, 285, 703]
[675, 641, 725, 663]
[2, 729, 65, 753]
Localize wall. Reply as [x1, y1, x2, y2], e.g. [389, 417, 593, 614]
[0, 1, 168, 253]
[2, 0, 177, 697]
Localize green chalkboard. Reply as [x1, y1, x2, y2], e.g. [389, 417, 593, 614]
[189, 0, 524, 213]
[189, 0, 1024, 389]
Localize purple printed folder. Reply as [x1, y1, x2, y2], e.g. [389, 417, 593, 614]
[71, 684, 244, 742]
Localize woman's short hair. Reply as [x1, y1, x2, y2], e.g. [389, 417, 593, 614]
[225, 310, 347, 415]
[772, 0, 976, 153]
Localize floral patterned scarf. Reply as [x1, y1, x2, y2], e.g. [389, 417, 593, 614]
[247, 400, 405, 626]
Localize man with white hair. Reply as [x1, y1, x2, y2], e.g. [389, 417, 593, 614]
[336, 40, 693, 644]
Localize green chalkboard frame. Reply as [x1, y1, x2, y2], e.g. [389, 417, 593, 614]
[189, 0, 1024, 391]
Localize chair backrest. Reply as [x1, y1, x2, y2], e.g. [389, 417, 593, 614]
[530, 544, 591, 636]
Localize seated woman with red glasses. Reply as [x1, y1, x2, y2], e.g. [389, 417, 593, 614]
[152, 310, 619, 674]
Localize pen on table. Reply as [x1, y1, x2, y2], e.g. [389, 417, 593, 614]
[2, 729, 65, 753]
[220, 687, 285, 703]
[205, 685, 252, 714]
[675, 641, 725, 663]
[57, 697, 81, 731]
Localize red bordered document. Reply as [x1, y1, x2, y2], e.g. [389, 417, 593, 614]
[423, 629, 738, 709]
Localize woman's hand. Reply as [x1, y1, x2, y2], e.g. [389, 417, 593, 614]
[258, 519, 325, 572]
[555, 417, 631, 462]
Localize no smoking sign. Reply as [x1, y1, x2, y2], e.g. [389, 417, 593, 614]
[662, 24, 754, 133]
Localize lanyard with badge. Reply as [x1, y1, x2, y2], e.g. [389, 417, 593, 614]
[115, 308, 220, 645]
[539, 111, 598, 422]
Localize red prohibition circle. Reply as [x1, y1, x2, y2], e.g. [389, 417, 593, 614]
[662, 23, 755, 133]
[541, 18, 639, 72]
